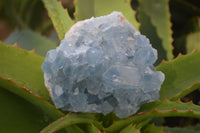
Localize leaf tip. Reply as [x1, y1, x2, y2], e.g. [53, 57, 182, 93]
[163, 98, 168, 101]
[64, 8, 69, 12]
[171, 95, 177, 99]
[161, 59, 166, 63]
[67, 112, 72, 116]
[137, 112, 145, 115]
[14, 43, 19, 47]
[177, 53, 183, 57]
[192, 48, 197, 53]
[73, 12, 76, 18]
[31, 49, 36, 53]
[153, 109, 159, 113]
[171, 43, 174, 51]
[188, 110, 194, 113]
[189, 100, 193, 104]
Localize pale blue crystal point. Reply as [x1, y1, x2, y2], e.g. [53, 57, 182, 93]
[42, 11, 165, 118]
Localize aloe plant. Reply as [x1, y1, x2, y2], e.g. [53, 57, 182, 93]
[1, 0, 200, 132]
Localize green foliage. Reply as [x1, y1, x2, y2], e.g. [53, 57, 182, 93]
[0, 77, 62, 120]
[0, 43, 85, 133]
[0, 42, 50, 101]
[1, 0, 200, 133]
[186, 32, 200, 53]
[105, 100, 200, 133]
[40, 113, 103, 133]
[119, 124, 140, 133]
[143, 124, 167, 133]
[0, 88, 50, 133]
[74, 0, 139, 30]
[4, 29, 57, 56]
[170, 82, 200, 101]
[74, 0, 94, 21]
[174, 32, 200, 56]
[85, 124, 102, 133]
[139, 0, 173, 64]
[42, 0, 74, 40]
[157, 51, 200, 100]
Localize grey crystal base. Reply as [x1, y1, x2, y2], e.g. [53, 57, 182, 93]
[42, 11, 165, 118]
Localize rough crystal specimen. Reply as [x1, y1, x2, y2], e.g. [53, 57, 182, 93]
[42, 11, 165, 118]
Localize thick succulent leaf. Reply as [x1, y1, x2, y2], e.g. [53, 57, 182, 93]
[74, 0, 139, 30]
[97, 112, 120, 128]
[105, 100, 200, 133]
[42, 0, 74, 40]
[171, 82, 200, 101]
[186, 32, 200, 53]
[119, 124, 140, 133]
[0, 87, 50, 133]
[4, 29, 57, 57]
[40, 113, 103, 133]
[163, 127, 200, 133]
[156, 50, 200, 100]
[143, 124, 168, 133]
[0, 42, 50, 101]
[0, 76, 63, 120]
[172, 35, 187, 56]
[0, 42, 80, 132]
[173, 32, 200, 56]
[139, 0, 173, 64]
[86, 124, 102, 133]
[0, 77, 84, 133]
[74, 0, 94, 21]
[0, 43, 81, 133]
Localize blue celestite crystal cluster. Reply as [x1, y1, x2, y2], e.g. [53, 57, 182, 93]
[42, 11, 165, 118]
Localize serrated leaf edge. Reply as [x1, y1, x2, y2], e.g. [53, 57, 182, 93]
[105, 99, 200, 133]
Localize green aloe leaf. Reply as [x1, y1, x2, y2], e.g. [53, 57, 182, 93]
[186, 32, 200, 53]
[0, 42, 84, 132]
[105, 100, 200, 133]
[0, 42, 78, 131]
[74, 0, 139, 30]
[42, 0, 74, 40]
[40, 113, 103, 133]
[139, 0, 173, 64]
[173, 31, 200, 56]
[0, 77, 85, 133]
[0, 77, 62, 120]
[0, 87, 50, 133]
[74, 0, 94, 21]
[86, 124, 102, 133]
[119, 124, 140, 133]
[143, 124, 168, 133]
[0, 42, 50, 101]
[156, 50, 200, 100]
[4, 29, 57, 57]
[171, 82, 200, 101]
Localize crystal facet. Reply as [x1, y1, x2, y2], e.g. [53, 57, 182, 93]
[42, 11, 165, 118]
